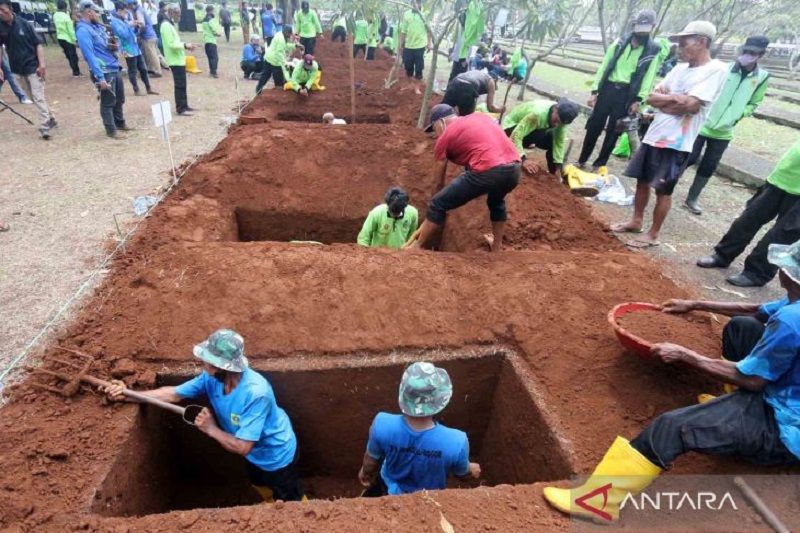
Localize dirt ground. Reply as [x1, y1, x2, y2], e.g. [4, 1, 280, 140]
[2, 35, 799, 533]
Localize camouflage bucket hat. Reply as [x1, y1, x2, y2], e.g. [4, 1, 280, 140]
[192, 329, 248, 372]
[768, 240, 800, 285]
[398, 362, 453, 417]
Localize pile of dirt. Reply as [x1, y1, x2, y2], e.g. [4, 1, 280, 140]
[618, 309, 724, 357]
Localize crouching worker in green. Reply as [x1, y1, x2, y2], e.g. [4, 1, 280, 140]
[288, 53, 318, 95]
[502, 98, 580, 180]
[357, 187, 419, 249]
[103, 329, 305, 503]
[544, 240, 800, 522]
[358, 362, 481, 496]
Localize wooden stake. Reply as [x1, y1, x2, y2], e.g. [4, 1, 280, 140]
[349, 32, 356, 124]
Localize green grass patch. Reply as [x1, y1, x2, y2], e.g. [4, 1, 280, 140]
[731, 116, 797, 160]
[529, 61, 594, 90]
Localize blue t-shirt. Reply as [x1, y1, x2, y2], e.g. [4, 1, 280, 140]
[175, 368, 297, 471]
[737, 297, 800, 459]
[241, 43, 261, 62]
[76, 20, 121, 80]
[110, 15, 141, 57]
[261, 9, 276, 38]
[366, 412, 470, 494]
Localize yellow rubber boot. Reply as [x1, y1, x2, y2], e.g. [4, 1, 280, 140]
[543, 436, 662, 522]
[311, 71, 325, 91]
[283, 81, 296, 91]
[697, 393, 716, 404]
[253, 485, 274, 503]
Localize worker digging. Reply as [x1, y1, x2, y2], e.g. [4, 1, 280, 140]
[4, 5, 800, 532]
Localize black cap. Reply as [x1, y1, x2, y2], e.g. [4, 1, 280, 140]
[742, 35, 769, 54]
[555, 98, 580, 125]
[424, 104, 455, 132]
[632, 8, 656, 33]
[385, 186, 409, 216]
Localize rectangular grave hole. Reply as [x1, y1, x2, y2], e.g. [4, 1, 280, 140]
[235, 207, 364, 244]
[276, 110, 391, 124]
[91, 349, 573, 517]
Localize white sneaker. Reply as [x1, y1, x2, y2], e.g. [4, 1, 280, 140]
[20, 97, 33, 104]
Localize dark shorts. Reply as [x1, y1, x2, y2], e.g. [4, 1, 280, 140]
[442, 81, 479, 116]
[427, 162, 521, 224]
[625, 143, 689, 196]
[402, 47, 425, 79]
[245, 449, 304, 502]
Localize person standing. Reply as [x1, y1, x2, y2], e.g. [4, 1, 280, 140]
[0, 0, 56, 139]
[219, 1, 231, 42]
[0, 52, 32, 103]
[129, 0, 162, 78]
[293, 1, 321, 55]
[358, 362, 481, 496]
[331, 11, 346, 43]
[683, 35, 770, 215]
[260, 3, 275, 45]
[611, 21, 727, 248]
[255, 25, 294, 93]
[404, 104, 521, 252]
[76, 1, 130, 139]
[577, 9, 662, 170]
[54, 0, 81, 77]
[201, 5, 221, 78]
[366, 16, 379, 60]
[352, 13, 368, 58]
[161, 3, 196, 115]
[696, 139, 800, 287]
[398, 0, 431, 94]
[240, 1, 250, 43]
[110, 2, 156, 95]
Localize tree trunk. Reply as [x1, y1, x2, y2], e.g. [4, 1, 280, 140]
[416, 14, 459, 129]
[598, 0, 607, 51]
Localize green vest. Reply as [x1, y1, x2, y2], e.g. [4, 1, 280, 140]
[700, 63, 769, 141]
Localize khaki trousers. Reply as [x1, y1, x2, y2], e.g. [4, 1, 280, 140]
[14, 73, 54, 133]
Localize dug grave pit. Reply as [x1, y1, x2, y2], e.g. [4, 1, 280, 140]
[234, 207, 366, 244]
[275, 110, 392, 124]
[90, 347, 574, 517]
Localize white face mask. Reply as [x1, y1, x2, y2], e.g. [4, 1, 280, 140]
[737, 53, 758, 68]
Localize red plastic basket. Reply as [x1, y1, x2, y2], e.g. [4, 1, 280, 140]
[608, 302, 663, 360]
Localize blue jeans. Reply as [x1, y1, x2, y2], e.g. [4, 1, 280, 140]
[0, 58, 27, 101]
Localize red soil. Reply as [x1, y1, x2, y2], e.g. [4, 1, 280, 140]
[618, 309, 724, 357]
[1, 36, 797, 532]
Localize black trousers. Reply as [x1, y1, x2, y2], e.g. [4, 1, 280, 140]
[366, 46, 376, 60]
[505, 127, 556, 173]
[631, 316, 796, 468]
[300, 36, 316, 55]
[222, 22, 231, 42]
[353, 43, 366, 58]
[402, 47, 425, 79]
[442, 81, 479, 116]
[125, 55, 150, 92]
[241, 59, 265, 78]
[448, 58, 468, 82]
[714, 183, 800, 284]
[204, 43, 219, 75]
[58, 39, 80, 76]
[255, 63, 285, 93]
[245, 450, 304, 502]
[99, 70, 125, 134]
[579, 83, 630, 167]
[427, 163, 521, 224]
[170, 65, 188, 113]
[332, 26, 346, 42]
[687, 134, 730, 179]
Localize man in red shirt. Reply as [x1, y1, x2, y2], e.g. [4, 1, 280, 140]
[404, 104, 521, 252]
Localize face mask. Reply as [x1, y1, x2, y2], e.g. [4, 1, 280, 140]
[737, 53, 758, 68]
[212, 370, 226, 382]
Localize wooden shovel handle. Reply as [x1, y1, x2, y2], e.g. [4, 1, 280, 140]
[82, 374, 186, 416]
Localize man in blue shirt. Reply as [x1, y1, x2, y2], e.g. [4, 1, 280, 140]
[358, 362, 480, 496]
[241, 34, 265, 79]
[544, 240, 800, 521]
[260, 3, 276, 45]
[110, 2, 157, 95]
[76, 1, 129, 139]
[105, 329, 304, 502]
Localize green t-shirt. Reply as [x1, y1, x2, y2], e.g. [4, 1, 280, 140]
[160, 20, 185, 67]
[353, 19, 369, 45]
[265, 31, 295, 67]
[202, 19, 220, 44]
[54, 11, 76, 44]
[399, 9, 427, 50]
[291, 60, 319, 89]
[357, 204, 419, 249]
[293, 10, 321, 38]
[333, 15, 346, 29]
[501, 100, 568, 163]
[383, 35, 394, 52]
[767, 140, 800, 195]
[368, 20, 379, 47]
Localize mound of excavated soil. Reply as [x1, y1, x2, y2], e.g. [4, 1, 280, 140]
[618, 309, 723, 357]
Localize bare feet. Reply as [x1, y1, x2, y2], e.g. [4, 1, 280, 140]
[610, 221, 643, 234]
[0, 220, 8, 232]
[483, 233, 502, 252]
[626, 234, 660, 248]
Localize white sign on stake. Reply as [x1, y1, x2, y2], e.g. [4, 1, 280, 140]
[151, 100, 178, 185]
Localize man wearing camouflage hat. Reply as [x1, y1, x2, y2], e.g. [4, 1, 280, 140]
[544, 240, 800, 520]
[358, 362, 481, 495]
[105, 329, 304, 502]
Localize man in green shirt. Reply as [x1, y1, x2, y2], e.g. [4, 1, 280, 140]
[358, 187, 419, 249]
[684, 35, 770, 215]
[201, 5, 221, 77]
[293, 1, 321, 55]
[696, 139, 800, 287]
[256, 25, 296, 93]
[54, 0, 81, 76]
[502, 98, 579, 180]
[288, 53, 318, 95]
[353, 13, 368, 58]
[161, 3, 197, 115]
[331, 12, 346, 42]
[398, 0, 431, 94]
[366, 17, 379, 60]
[578, 8, 662, 170]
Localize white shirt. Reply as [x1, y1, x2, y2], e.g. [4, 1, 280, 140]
[332, 118, 346, 125]
[643, 59, 728, 153]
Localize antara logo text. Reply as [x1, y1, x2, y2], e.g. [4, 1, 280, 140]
[575, 483, 739, 522]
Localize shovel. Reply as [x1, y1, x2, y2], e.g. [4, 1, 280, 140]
[29, 347, 204, 426]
